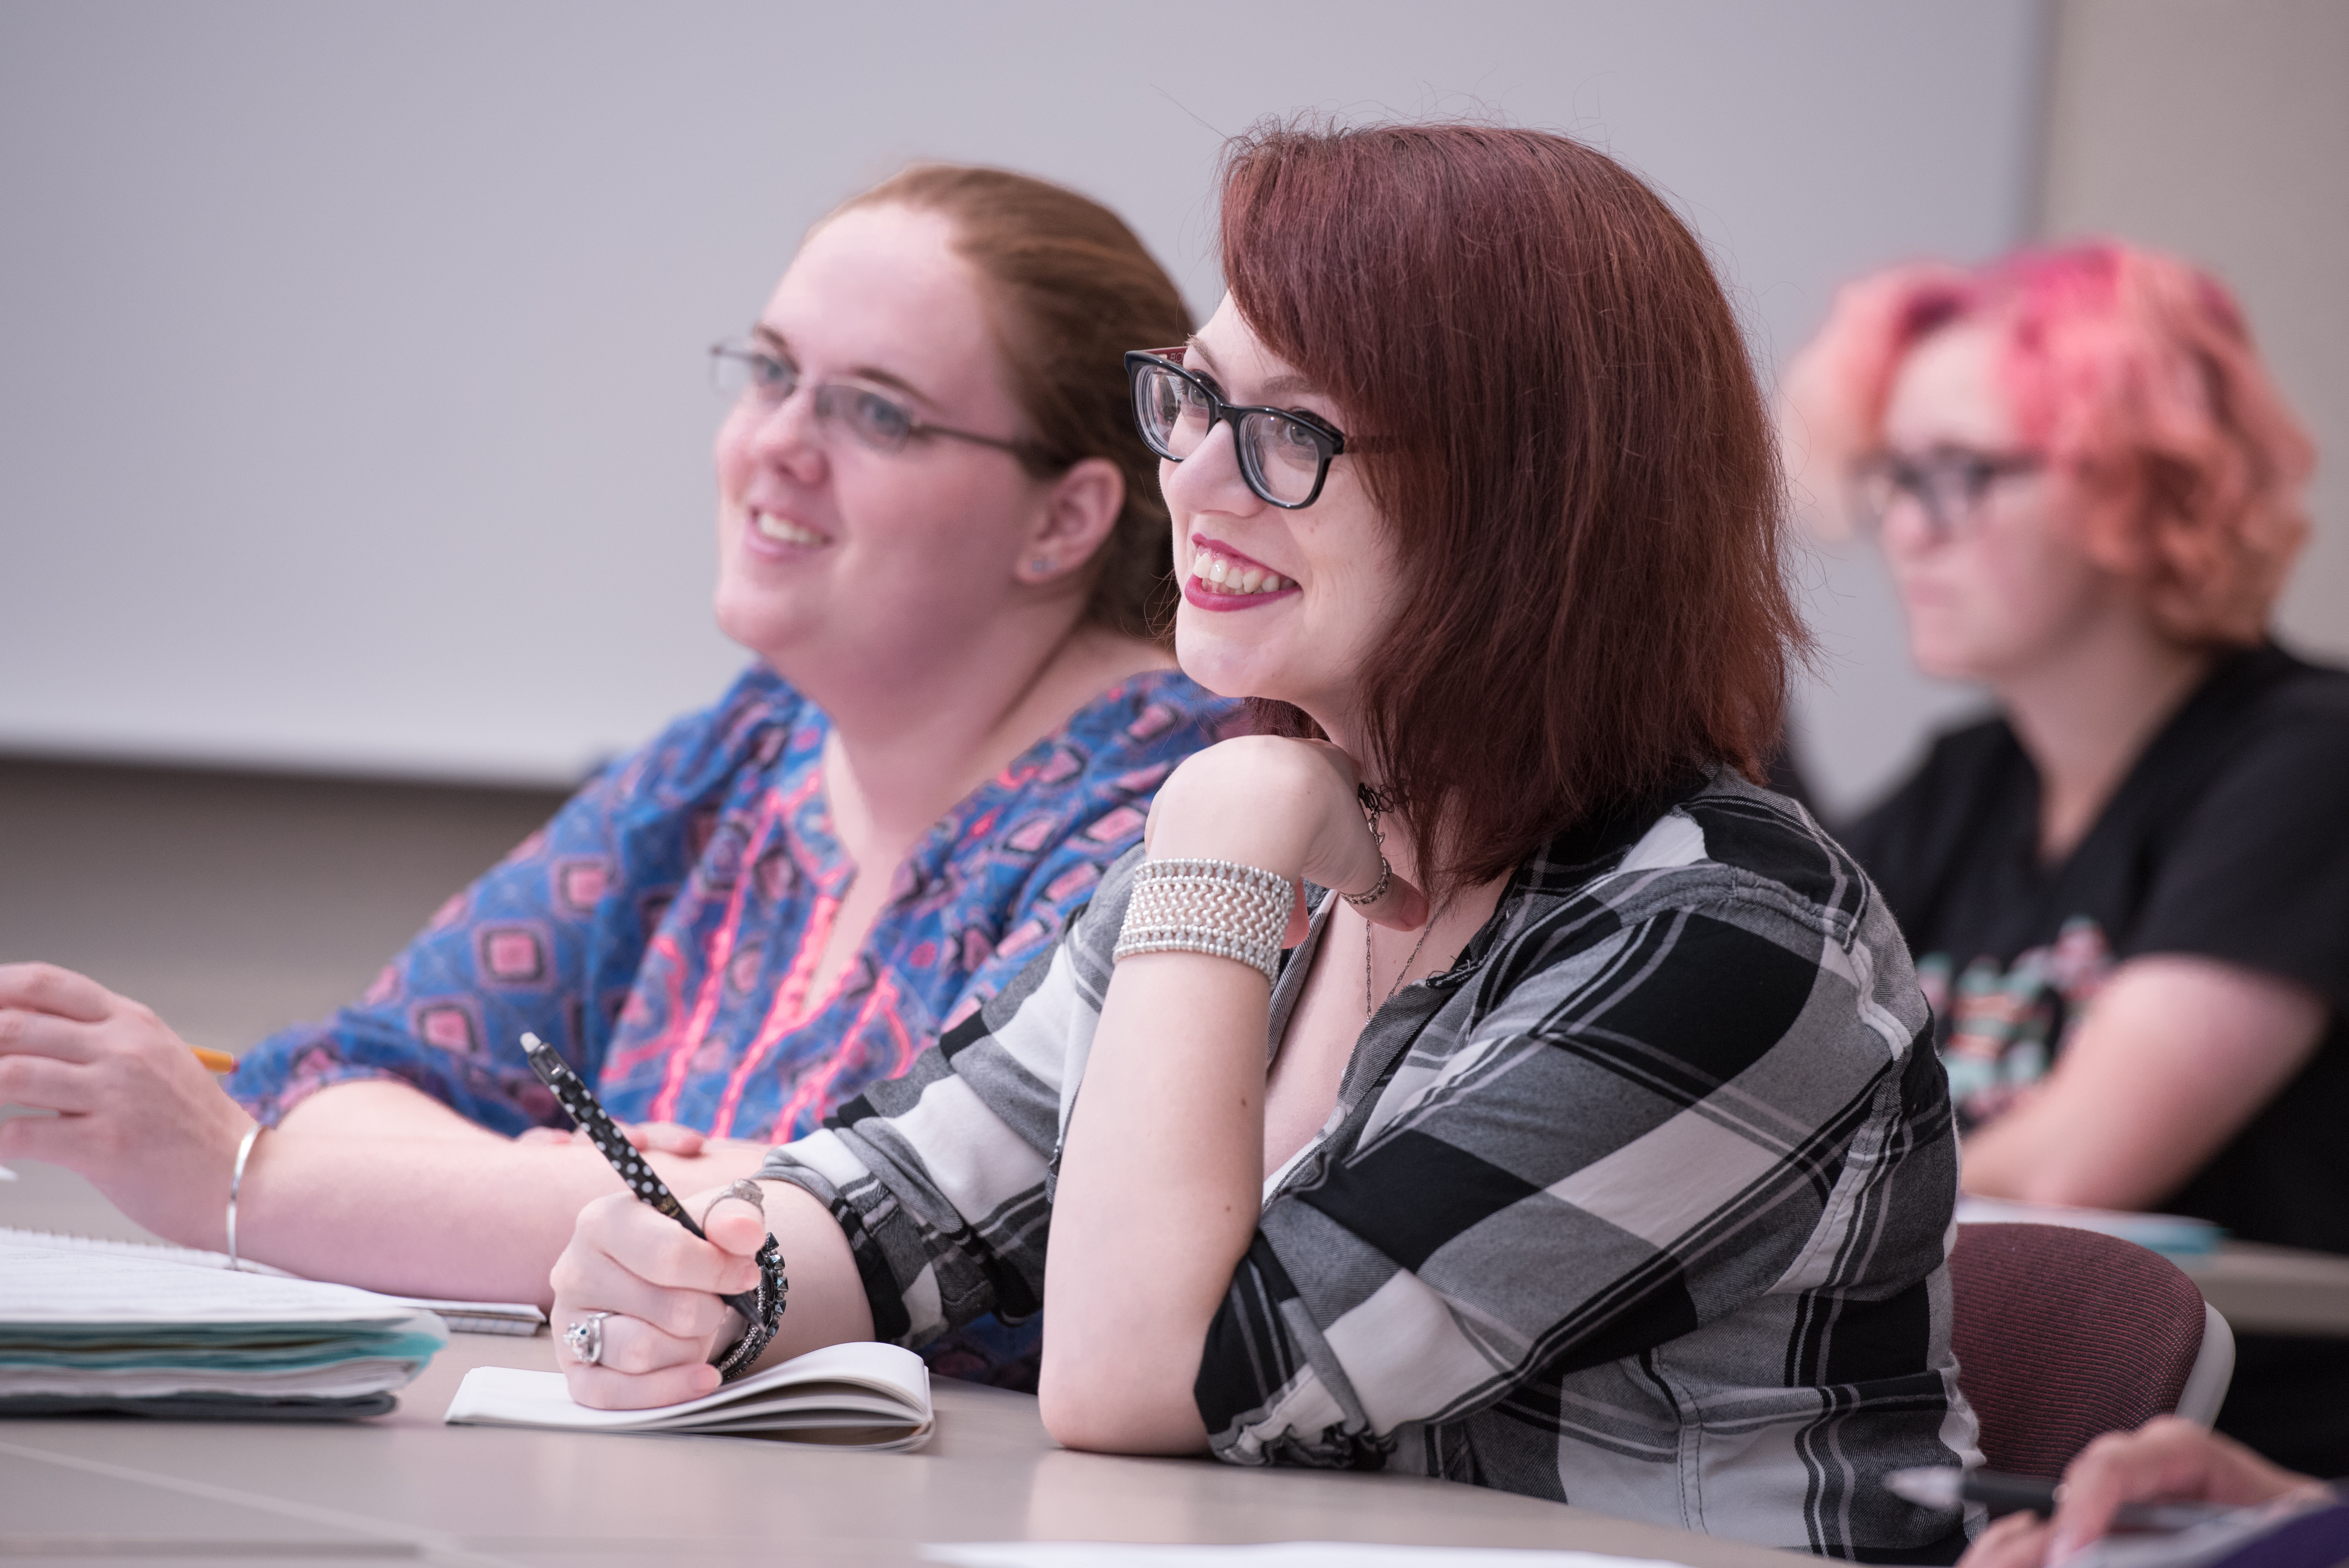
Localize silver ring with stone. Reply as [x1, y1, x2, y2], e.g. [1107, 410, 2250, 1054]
[701, 1179, 766, 1229]
[563, 1311, 615, 1367]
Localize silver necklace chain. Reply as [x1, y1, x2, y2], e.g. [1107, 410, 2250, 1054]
[1358, 792, 1441, 1015]
[1365, 910, 1439, 1016]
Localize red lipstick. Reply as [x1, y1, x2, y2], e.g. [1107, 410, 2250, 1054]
[1183, 534, 1300, 613]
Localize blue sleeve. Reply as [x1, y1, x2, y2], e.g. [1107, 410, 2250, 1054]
[224, 763, 634, 1133]
[227, 667, 792, 1133]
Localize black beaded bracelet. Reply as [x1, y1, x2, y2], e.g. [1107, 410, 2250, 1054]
[691, 1178, 787, 1382]
[711, 1230, 787, 1381]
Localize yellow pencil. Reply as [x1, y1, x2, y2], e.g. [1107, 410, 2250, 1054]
[190, 1047, 236, 1074]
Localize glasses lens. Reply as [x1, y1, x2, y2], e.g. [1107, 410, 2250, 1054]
[712, 345, 795, 404]
[1133, 364, 1213, 459]
[818, 385, 916, 452]
[1239, 410, 1328, 506]
[1850, 459, 1902, 530]
[1924, 456, 1997, 524]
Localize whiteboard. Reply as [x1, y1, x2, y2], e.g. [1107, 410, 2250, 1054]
[0, 1, 2044, 814]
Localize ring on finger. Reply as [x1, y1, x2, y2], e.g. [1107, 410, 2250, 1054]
[700, 1179, 766, 1229]
[563, 1310, 616, 1367]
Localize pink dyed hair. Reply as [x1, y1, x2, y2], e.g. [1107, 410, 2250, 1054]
[1779, 240, 2314, 645]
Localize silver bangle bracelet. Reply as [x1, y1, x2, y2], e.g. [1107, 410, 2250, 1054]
[1112, 857, 1292, 985]
[1342, 856, 1393, 907]
[226, 1123, 264, 1272]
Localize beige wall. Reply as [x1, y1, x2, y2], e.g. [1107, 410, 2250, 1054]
[2041, 0, 2349, 659]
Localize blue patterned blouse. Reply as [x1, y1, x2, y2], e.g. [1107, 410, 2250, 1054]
[227, 662, 1239, 1384]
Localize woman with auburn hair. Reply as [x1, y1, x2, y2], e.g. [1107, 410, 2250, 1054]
[1782, 241, 2349, 1472]
[0, 164, 1235, 1387]
[551, 121, 1979, 1559]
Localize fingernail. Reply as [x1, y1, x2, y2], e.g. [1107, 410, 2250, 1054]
[2048, 1530, 2084, 1563]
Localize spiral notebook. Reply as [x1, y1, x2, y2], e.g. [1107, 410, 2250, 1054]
[445, 1340, 933, 1451]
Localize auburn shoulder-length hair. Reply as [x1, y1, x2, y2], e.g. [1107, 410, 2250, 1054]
[1220, 122, 1805, 891]
[1779, 241, 2313, 646]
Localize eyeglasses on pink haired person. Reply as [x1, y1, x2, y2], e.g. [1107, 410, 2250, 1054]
[1782, 241, 2349, 1475]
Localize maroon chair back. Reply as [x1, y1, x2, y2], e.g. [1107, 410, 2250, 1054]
[1949, 1222, 2210, 1479]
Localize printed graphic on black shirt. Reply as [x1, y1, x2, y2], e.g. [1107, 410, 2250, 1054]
[1920, 914, 2114, 1131]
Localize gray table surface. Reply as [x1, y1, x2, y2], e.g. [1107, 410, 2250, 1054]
[2179, 1242, 2349, 1338]
[1, 1160, 1802, 1568]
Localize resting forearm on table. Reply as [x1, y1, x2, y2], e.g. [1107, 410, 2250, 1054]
[230, 1129, 772, 1305]
[1041, 948, 1267, 1453]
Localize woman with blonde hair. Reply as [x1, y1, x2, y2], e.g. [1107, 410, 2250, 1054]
[1783, 241, 2349, 1472]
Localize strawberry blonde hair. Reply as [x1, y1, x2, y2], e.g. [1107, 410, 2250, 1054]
[1781, 241, 2314, 645]
[833, 164, 1192, 644]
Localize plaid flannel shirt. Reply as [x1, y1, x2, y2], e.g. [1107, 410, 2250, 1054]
[760, 772, 1981, 1557]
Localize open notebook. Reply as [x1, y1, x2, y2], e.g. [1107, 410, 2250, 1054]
[0, 1226, 544, 1335]
[0, 1239, 447, 1418]
[445, 1340, 933, 1451]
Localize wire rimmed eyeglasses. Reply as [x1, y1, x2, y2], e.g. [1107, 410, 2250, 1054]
[710, 339, 1051, 467]
[1124, 348, 1357, 510]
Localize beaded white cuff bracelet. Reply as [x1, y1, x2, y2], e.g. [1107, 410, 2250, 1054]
[1112, 857, 1293, 985]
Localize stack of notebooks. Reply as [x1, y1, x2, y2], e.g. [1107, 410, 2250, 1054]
[0, 1226, 546, 1335]
[0, 1236, 450, 1419]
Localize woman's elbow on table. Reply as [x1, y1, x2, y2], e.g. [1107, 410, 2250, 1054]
[1037, 1342, 1212, 1456]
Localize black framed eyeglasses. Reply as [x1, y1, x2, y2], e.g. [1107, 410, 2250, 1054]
[710, 339, 1050, 467]
[1124, 348, 1352, 509]
[1851, 446, 2044, 540]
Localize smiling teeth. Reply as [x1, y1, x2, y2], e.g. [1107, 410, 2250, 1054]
[753, 511, 826, 547]
[1196, 550, 1292, 594]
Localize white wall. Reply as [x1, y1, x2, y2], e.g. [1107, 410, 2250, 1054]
[0, 1, 2044, 805]
[2040, 0, 2349, 663]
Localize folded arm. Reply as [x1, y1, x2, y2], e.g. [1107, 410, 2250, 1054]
[1960, 955, 2326, 1209]
[1963, 704, 2346, 1210]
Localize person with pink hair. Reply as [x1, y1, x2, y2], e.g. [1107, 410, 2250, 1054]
[1782, 241, 2349, 1474]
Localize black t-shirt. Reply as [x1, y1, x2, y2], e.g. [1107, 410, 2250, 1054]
[1845, 643, 2349, 1257]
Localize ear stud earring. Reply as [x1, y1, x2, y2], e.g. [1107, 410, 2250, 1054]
[1030, 557, 1052, 574]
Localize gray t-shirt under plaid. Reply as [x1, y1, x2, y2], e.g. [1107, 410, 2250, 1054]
[759, 773, 1981, 1556]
